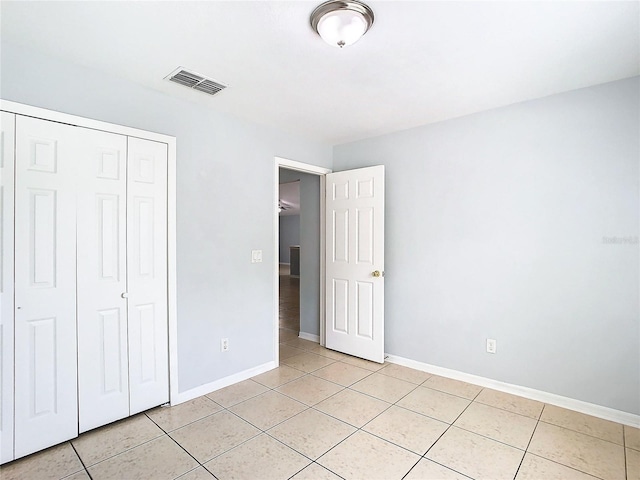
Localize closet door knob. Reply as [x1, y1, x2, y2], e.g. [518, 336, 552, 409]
[121, 292, 129, 299]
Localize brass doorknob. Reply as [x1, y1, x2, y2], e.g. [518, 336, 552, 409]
[372, 270, 381, 277]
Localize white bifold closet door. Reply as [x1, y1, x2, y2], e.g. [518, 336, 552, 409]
[14, 116, 79, 458]
[77, 135, 168, 430]
[76, 129, 129, 433]
[127, 137, 169, 415]
[9, 111, 169, 455]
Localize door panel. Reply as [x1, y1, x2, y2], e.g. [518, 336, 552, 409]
[98, 308, 125, 392]
[1, 112, 15, 463]
[127, 137, 169, 414]
[356, 281, 374, 338]
[77, 129, 129, 433]
[28, 317, 57, 414]
[332, 209, 349, 262]
[30, 189, 57, 286]
[14, 116, 78, 457]
[333, 279, 349, 333]
[325, 165, 384, 363]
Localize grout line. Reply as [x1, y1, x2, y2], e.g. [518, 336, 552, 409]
[295, 461, 347, 480]
[263, 430, 318, 464]
[315, 461, 348, 480]
[511, 405, 611, 480]
[190, 418, 263, 465]
[419, 458, 475, 479]
[211, 388, 274, 410]
[473, 398, 544, 421]
[440, 423, 531, 453]
[511, 403, 543, 479]
[223, 393, 312, 434]
[399, 457, 424, 480]
[416, 387, 485, 475]
[536, 418, 627, 448]
[360, 428, 429, 459]
[623, 425, 628, 480]
[286, 463, 311, 480]
[74, 432, 166, 471]
[68, 442, 92, 480]
[422, 422, 452, 459]
[173, 465, 217, 480]
[390, 402, 456, 425]
[424, 391, 477, 454]
[144, 408, 222, 436]
[523, 452, 608, 480]
[272, 383, 347, 408]
[417, 382, 482, 403]
[306, 426, 361, 462]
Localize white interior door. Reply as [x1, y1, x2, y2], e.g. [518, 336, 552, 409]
[77, 128, 129, 433]
[1, 112, 16, 463]
[14, 116, 78, 457]
[127, 137, 169, 414]
[325, 165, 385, 363]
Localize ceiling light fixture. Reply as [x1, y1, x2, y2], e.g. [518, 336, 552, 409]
[310, 0, 374, 49]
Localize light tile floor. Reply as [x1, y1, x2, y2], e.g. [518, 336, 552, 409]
[2, 330, 638, 480]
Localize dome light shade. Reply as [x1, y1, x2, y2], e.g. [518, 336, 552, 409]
[311, 1, 374, 48]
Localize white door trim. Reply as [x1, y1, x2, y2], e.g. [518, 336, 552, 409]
[274, 157, 331, 364]
[0, 100, 179, 407]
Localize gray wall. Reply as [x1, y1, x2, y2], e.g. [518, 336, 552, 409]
[279, 215, 300, 264]
[279, 169, 321, 337]
[0, 42, 332, 393]
[334, 77, 640, 415]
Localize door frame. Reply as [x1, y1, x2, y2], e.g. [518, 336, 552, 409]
[274, 157, 331, 364]
[0, 100, 179, 406]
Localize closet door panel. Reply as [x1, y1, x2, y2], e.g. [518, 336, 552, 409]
[14, 116, 78, 458]
[77, 129, 129, 433]
[127, 137, 168, 414]
[0, 112, 15, 464]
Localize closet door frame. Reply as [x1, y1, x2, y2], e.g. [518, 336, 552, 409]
[1, 112, 16, 463]
[0, 99, 179, 406]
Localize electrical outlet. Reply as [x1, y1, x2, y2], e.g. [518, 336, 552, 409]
[221, 338, 229, 352]
[251, 250, 262, 263]
[486, 338, 497, 354]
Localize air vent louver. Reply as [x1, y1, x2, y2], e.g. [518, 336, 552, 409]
[166, 67, 227, 96]
[194, 79, 225, 95]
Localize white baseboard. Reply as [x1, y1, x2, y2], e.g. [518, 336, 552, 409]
[385, 354, 640, 428]
[298, 332, 320, 343]
[172, 361, 276, 405]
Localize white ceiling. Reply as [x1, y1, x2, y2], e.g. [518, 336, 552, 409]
[2, 1, 638, 145]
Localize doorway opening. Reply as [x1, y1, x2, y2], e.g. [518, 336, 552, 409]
[274, 158, 331, 364]
[278, 180, 301, 339]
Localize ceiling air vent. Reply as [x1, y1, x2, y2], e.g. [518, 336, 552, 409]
[166, 67, 227, 96]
